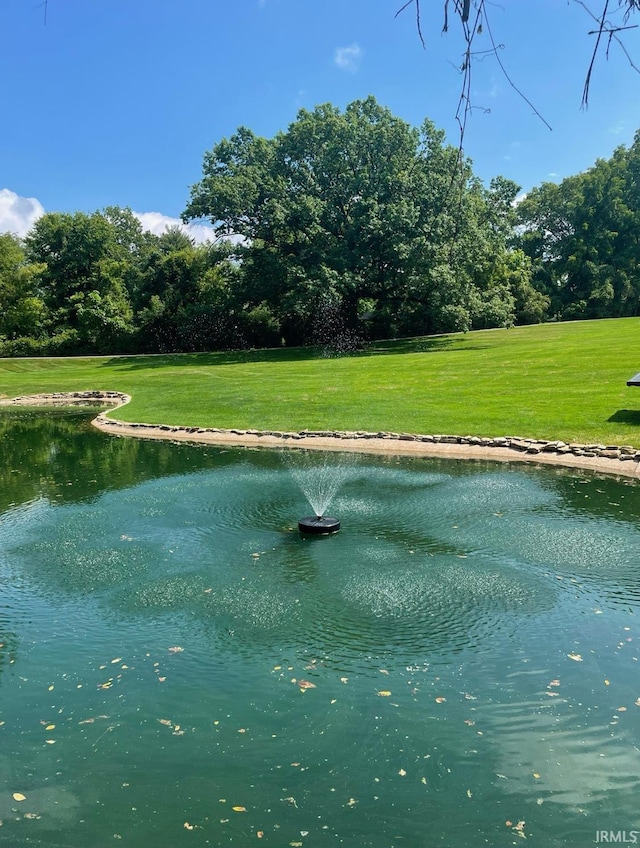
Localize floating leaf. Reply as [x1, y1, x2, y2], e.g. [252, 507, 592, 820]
[183, 822, 194, 830]
[617, 706, 627, 712]
[346, 798, 358, 807]
[398, 768, 406, 777]
[467, 789, 473, 798]
[232, 806, 247, 812]
[377, 691, 392, 697]
[12, 793, 26, 802]
[158, 719, 172, 726]
[464, 719, 475, 726]
[533, 773, 540, 779]
[340, 677, 348, 684]
[297, 680, 316, 691]
[435, 697, 446, 703]
[257, 832, 264, 838]
[567, 653, 583, 662]
[604, 679, 610, 686]
[45, 724, 55, 730]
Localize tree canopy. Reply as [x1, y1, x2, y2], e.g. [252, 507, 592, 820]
[518, 130, 640, 320]
[184, 96, 541, 345]
[3, 97, 640, 357]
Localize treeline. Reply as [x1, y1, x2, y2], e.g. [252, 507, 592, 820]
[2, 97, 640, 357]
[0, 213, 247, 356]
[518, 134, 640, 321]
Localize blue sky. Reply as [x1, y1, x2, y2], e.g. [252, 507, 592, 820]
[2, 0, 640, 240]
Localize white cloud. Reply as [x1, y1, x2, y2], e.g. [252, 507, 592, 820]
[133, 211, 216, 244]
[0, 188, 45, 237]
[334, 43, 363, 72]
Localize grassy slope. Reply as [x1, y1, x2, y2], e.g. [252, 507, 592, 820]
[2, 318, 640, 446]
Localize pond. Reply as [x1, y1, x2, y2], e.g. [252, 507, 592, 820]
[1, 408, 640, 847]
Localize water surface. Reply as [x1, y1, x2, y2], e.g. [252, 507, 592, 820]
[1, 408, 640, 847]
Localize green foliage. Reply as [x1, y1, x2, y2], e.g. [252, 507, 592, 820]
[9, 100, 640, 357]
[0, 233, 47, 343]
[518, 132, 640, 320]
[4, 206, 238, 355]
[24, 210, 136, 351]
[185, 96, 526, 342]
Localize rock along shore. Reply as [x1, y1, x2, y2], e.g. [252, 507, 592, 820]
[2, 390, 639, 479]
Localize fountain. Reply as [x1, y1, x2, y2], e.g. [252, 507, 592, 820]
[298, 513, 341, 535]
[283, 450, 355, 535]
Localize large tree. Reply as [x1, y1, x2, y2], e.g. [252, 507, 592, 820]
[184, 96, 527, 343]
[24, 210, 136, 352]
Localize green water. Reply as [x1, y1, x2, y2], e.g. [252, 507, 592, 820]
[1, 409, 640, 848]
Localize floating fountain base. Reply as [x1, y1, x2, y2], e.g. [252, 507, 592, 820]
[298, 516, 340, 535]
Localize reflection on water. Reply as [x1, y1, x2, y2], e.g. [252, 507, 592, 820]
[1, 408, 640, 847]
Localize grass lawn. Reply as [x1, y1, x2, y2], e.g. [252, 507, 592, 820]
[2, 317, 640, 446]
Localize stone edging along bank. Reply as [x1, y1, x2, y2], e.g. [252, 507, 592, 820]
[3, 390, 640, 479]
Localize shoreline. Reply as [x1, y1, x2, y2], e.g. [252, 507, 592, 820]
[2, 390, 640, 479]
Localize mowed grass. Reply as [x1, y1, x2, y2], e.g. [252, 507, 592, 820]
[2, 317, 640, 446]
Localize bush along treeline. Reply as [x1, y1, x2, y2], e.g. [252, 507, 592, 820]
[2, 96, 639, 357]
